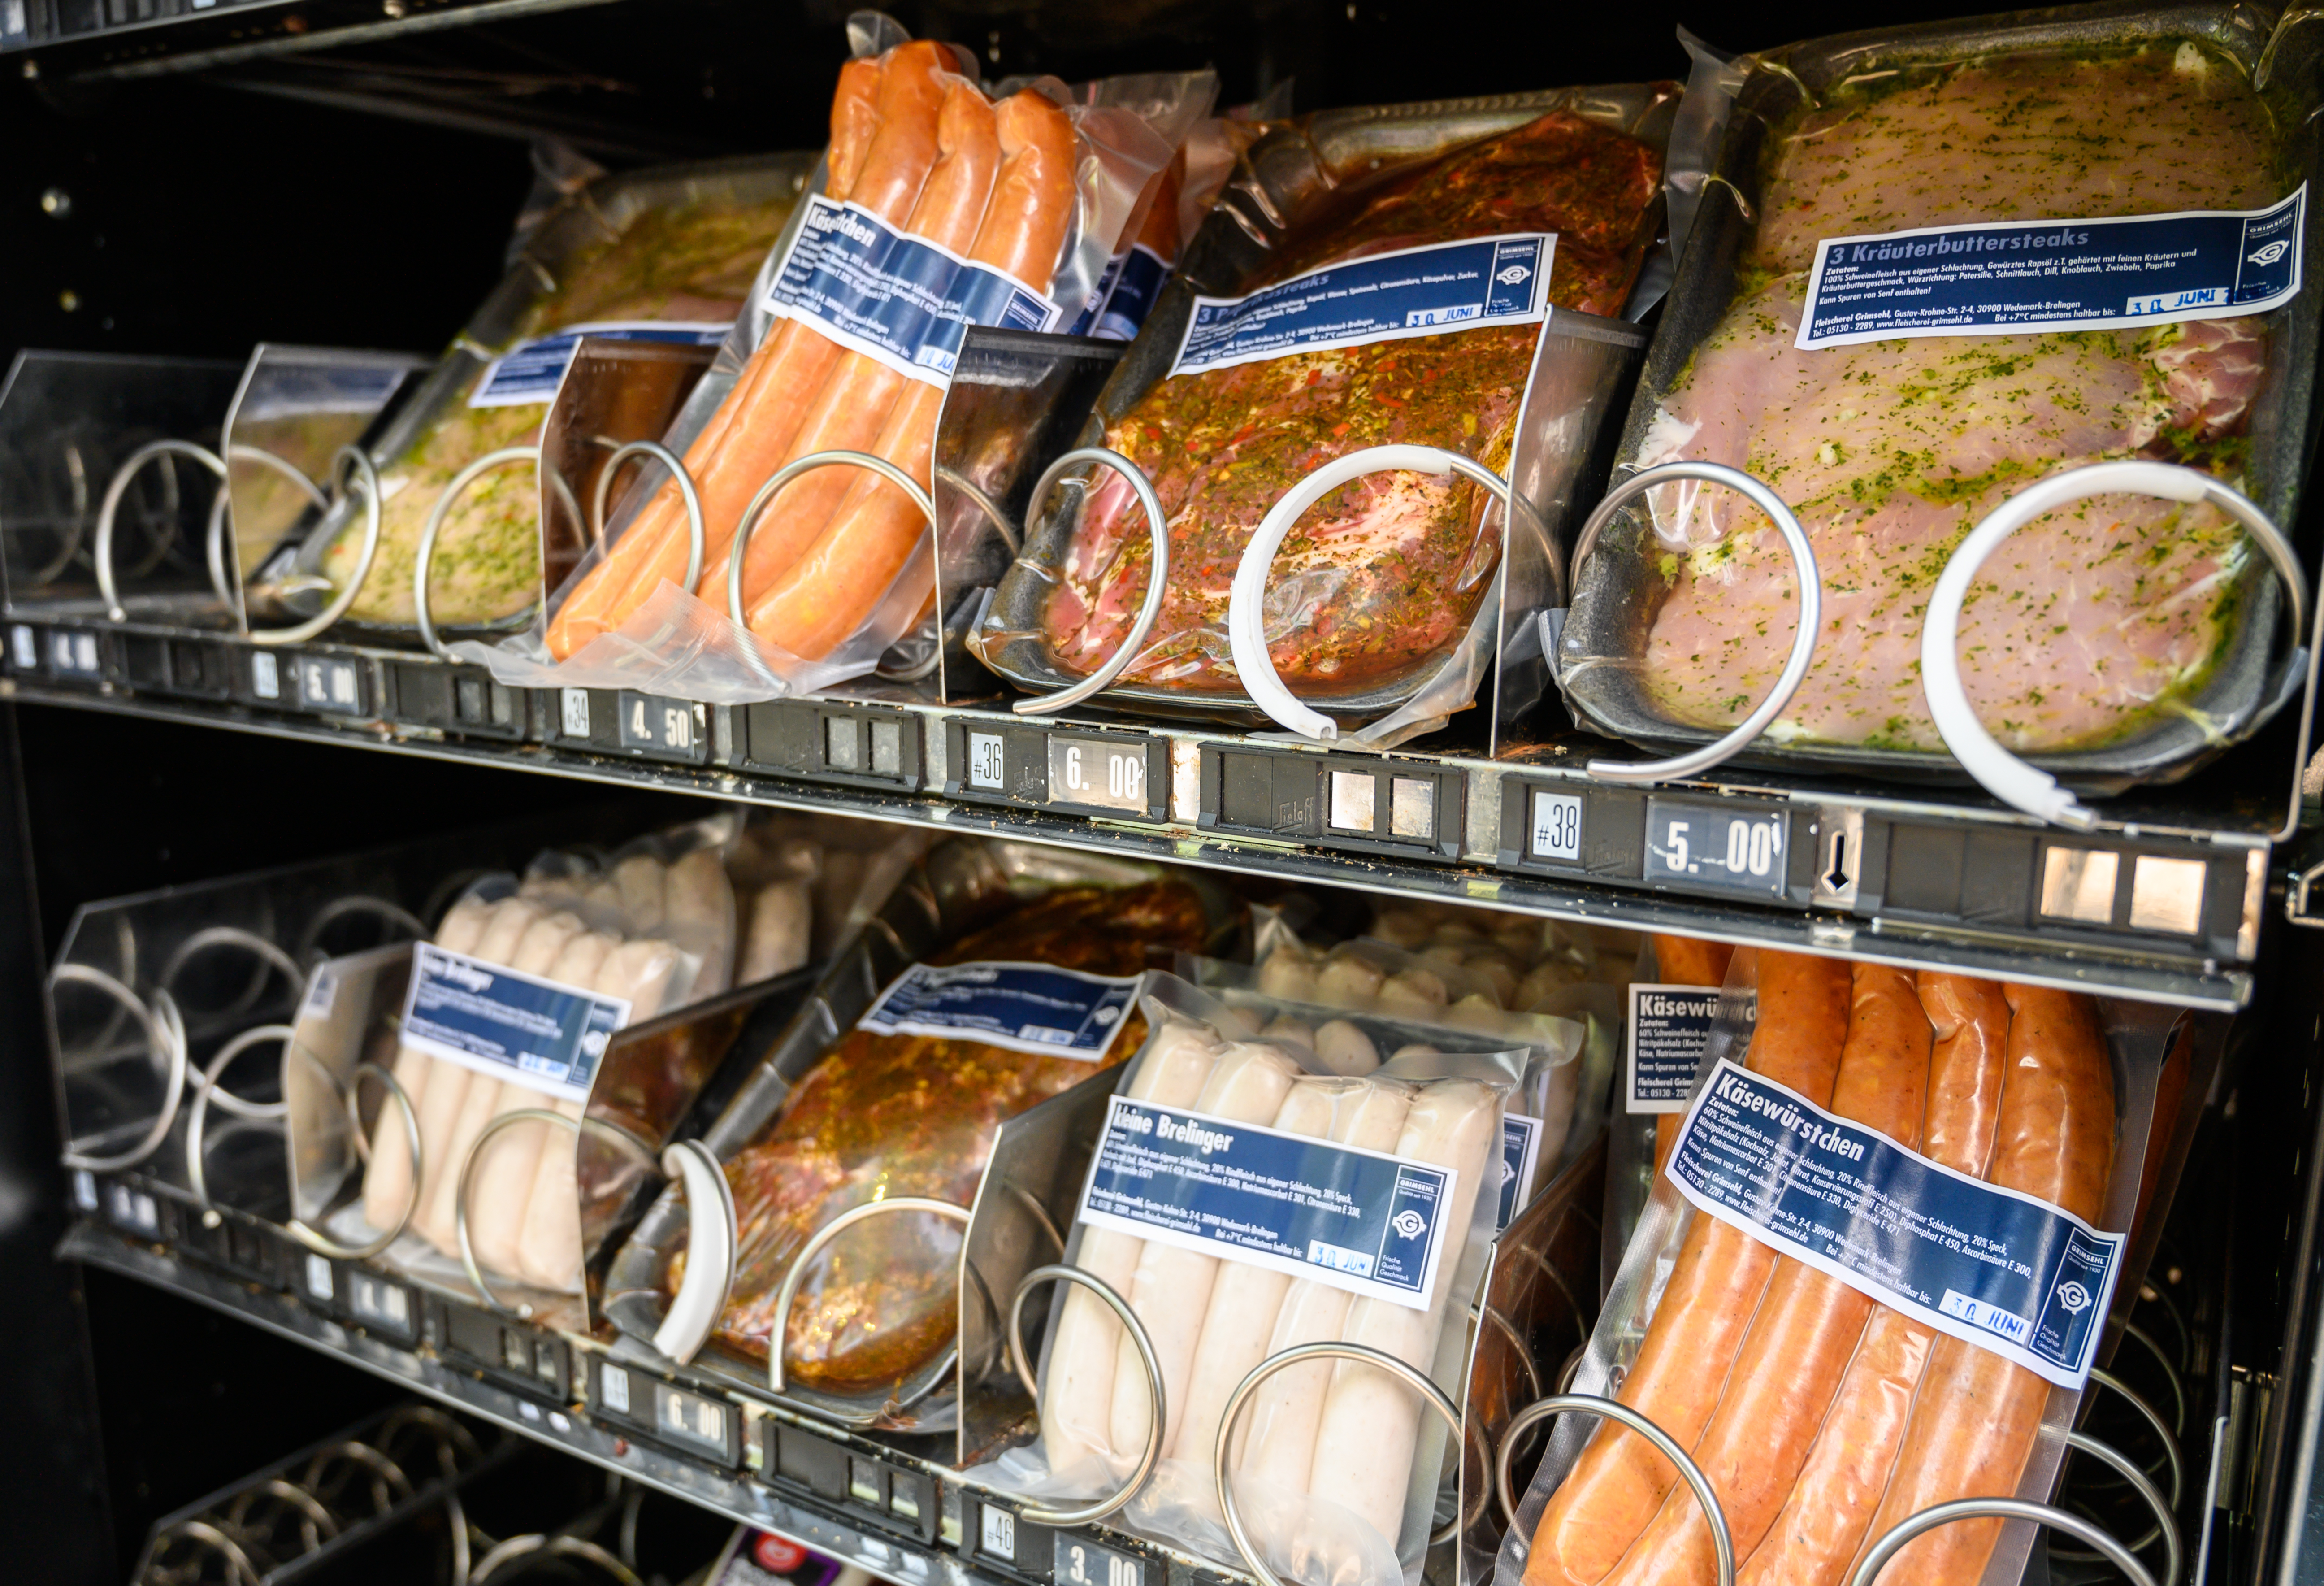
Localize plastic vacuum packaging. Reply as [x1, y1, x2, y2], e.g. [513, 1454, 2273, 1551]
[1560, 6, 2324, 788]
[1498, 948, 2179, 1586]
[978, 975, 1518, 1586]
[1599, 935, 1734, 1291]
[293, 150, 808, 634]
[976, 82, 1682, 738]
[724, 812, 932, 978]
[506, 15, 1203, 700]
[654, 856, 1219, 1402]
[343, 869, 703, 1295]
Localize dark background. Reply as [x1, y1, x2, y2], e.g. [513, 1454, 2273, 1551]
[0, 0, 2307, 1579]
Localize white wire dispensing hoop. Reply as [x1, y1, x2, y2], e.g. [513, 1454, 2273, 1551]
[1225, 444, 1509, 742]
[1569, 461, 1822, 782]
[1920, 461, 2307, 829]
[249, 447, 383, 647]
[1005, 1263, 1165, 1526]
[1847, 1499, 2156, 1586]
[765, 1196, 970, 1395]
[412, 446, 542, 658]
[1014, 447, 1171, 716]
[96, 439, 227, 620]
[1489, 1392, 1734, 1581]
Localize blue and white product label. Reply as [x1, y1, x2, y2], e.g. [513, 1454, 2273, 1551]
[857, 960, 1141, 1061]
[1496, 1113, 1544, 1231]
[469, 321, 733, 408]
[764, 195, 1063, 388]
[1171, 232, 1557, 377]
[1668, 1058, 2125, 1387]
[1093, 244, 1171, 342]
[398, 943, 631, 1104]
[1797, 186, 2306, 350]
[1627, 983, 1721, 1114]
[1079, 1095, 1460, 1310]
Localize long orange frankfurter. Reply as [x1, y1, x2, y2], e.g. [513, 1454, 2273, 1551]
[744, 88, 1077, 659]
[1731, 973, 2012, 1586]
[1596, 965, 1934, 1586]
[1649, 935, 1734, 1175]
[545, 43, 948, 657]
[1847, 983, 2115, 1586]
[696, 78, 1001, 611]
[1522, 951, 1851, 1586]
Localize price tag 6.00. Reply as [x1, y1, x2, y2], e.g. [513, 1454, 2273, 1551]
[1046, 734, 1149, 815]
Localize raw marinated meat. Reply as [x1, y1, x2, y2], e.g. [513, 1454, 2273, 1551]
[668, 879, 1211, 1395]
[321, 192, 794, 628]
[1635, 44, 2280, 753]
[1045, 109, 1666, 696]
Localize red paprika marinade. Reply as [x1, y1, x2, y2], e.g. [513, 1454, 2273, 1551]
[1043, 109, 1666, 697]
[669, 879, 1210, 1397]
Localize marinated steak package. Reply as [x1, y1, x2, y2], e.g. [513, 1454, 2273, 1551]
[977, 84, 1688, 742]
[1559, 5, 2324, 790]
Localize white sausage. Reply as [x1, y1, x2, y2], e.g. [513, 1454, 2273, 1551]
[1256, 946, 1320, 1004]
[1377, 967, 1448, 1010]
[664, 846, 736, 1000]
[510, 937, 685, 1292]
[417, 909, 582, 1251]
[1108, 1044, 1299, 1461]
[1304, 1078, 1500, 1545]
[465, 929, 616, 1277]
[1261, 1016, 1317, 1053]
[612, 854, 667, 933]
[737, 878, 813, 984]
[1039, 1020, 1222, 1482]
[1170, 1081, 1340, 1473]
[1229, 1082, 1413, 1491]
[361, 895, 491, 1230]
[406, 898, 542, 1242]
[1315, 955, 1386, 1006]
[1312, 1020, 1380, 1076]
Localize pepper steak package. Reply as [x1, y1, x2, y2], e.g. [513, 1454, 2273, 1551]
[975, 84, 1688, 743]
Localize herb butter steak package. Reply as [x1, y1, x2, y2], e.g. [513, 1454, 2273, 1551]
[977, 83, 1684, 741]
[1498, 949, 2179, 1586]
[282, 150, 810, 636]
[1559, 4, 2324, 788]
[605, 838, 1231, 1425]
[974, 975, 1520, 1586]
[495, 17, 1201, 701]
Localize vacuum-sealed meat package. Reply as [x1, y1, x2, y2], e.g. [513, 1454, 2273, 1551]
[1498, 947, 2180, 1586]
[291, 156, 808, 634]
[504, 20, 1204, 700]
[1561, 9, 2324, 787]
[976, 976, 1518, 1586]
[977, 84, 1681, 737]
[662, 872, 1214, 1394]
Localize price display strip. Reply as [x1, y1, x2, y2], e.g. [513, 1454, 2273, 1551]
[965, 1495, 1055, 1585]
[383, 660, 528, 742]
[1051, 1529, 1158, 1586]
[943, 718, 1169, 824]
[1883, 822, 2249, 958]
[588, 1355, 744, 1468]
[1199, 744, 1464, 859]
[342, 1264, 421, 1344]
[13, 621, 114, 686]
[437, 1296, 572, 1403]
[736, 699, 925, 793]
[758, 1420, 943, 1546]
[176, 1202, 289, 1291]
[100, 1175, 168, 1241]
[1641, 796, 1798, 902]
[116, 630, 233, 700]
[539, 686, 710, 766]
[289, 648, 376, 720]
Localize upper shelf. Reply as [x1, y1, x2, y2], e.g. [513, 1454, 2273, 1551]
[1, 609, 2281, 1011]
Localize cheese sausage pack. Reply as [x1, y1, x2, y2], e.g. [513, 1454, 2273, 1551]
[458, 13, 1213, 703]
[976, 974, 1521, 1586]
[1496, 949, 2181, 1586]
